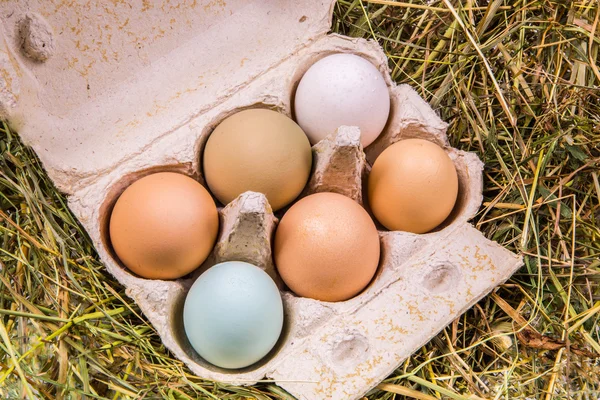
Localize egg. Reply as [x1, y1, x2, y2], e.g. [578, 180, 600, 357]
[274, 192, 380, 302]
[294, 53, 390, 147]
[203, 109, 312, 211]
[109, 172, 218, 280]
[368, 139, 459, 233]
[183, 261, 284, 369]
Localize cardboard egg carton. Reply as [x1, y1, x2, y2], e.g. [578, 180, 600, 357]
[0, 1, 522, 399]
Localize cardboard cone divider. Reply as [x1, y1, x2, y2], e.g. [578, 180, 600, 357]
[0, 2, 522, 399]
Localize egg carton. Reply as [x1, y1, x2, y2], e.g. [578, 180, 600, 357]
[0, 1, 523, 399]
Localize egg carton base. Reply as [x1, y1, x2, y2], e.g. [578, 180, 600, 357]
[119, 127, 521, 400]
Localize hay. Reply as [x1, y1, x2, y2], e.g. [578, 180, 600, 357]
[1, 1, 599, 398]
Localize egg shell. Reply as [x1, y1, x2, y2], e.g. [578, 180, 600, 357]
[183, 261, 284, 369]
[203, 109, 312, 211]
[109, 172, 219, 280]
[274, 192, 380, 302]
[294, 53, 390, 147]
[368, 139, 459, 233]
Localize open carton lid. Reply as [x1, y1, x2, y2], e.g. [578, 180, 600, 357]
[0, 0, 334, 192]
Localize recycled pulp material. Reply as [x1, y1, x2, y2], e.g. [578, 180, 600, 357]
[0, 1, 522, 399]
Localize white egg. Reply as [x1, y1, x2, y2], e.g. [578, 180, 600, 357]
[294, 53, 390, 147]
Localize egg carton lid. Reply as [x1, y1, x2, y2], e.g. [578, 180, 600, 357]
[0, 0, 333, 193]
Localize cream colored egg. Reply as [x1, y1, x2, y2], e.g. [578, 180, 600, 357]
[203, 109, 312, 211]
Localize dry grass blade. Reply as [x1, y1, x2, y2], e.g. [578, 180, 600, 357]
[440, 0, 517, 128]
[2, 0, 600, 399]
[377, 382, 437, 400]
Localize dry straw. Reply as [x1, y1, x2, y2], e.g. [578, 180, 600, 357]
[1, 0, 599, 398]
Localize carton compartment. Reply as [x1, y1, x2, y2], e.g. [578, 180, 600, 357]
[195, 102, 289, 194]
[370, 84, 448, 154]
[288, 49, 393, 123]
[98, 163, 202, 278]
[433, 149, 482, 232]
[362, 144, 474, 234]
[169, 286, 293, 374]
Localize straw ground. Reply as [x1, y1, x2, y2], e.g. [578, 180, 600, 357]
[1, 1, 599, 399]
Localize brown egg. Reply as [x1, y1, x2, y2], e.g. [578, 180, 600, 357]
[109, 172, 219, 280]
[368, 139, 458, 233]
[274, 192, 380, 302]
[203, 109, 312, 211]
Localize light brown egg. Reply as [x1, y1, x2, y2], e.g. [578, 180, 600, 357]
[368, 139, 458, 233]
[202, 109, 312, 211]
[109, 172, 219, 280]
[274, 192, 380, 302]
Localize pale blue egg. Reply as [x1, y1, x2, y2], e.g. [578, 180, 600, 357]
[183, 261, 284, 369]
